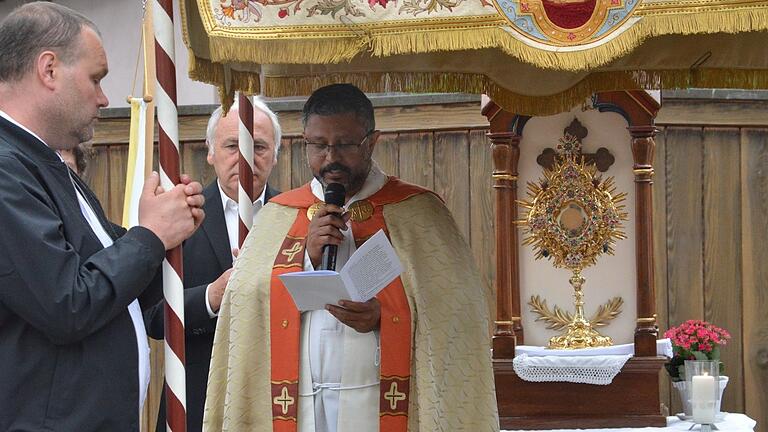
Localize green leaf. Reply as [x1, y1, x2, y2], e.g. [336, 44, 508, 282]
[677, 364, 686, 380]
[711, 346, 721, 360]
[693, 351, 709, 361]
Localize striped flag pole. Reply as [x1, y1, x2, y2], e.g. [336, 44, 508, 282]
[153, 0, 186, 431]
[238, 93, 255, 247]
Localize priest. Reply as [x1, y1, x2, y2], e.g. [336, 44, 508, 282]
[204, 84, 499, 432]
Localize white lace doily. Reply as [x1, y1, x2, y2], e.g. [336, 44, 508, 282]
[513, 353, 632, 385]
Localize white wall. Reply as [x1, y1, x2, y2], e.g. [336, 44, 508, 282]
[0, 0, 217, 108]
[518, 104, 638, 346]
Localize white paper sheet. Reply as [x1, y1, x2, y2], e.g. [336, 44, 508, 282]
[279, 230, 403, 311]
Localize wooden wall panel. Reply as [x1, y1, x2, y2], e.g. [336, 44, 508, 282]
[93, 102, 488, 145]
[270, 137, 293, 193]
[144, 339, 164, 432]
[665, 127, 704, 414]
[373, 133, 399, 177]
[290, 137, 313, 188]
[741, 128, 768, 431]
[652, 127, 671, 413]
[107, 145, 128, 223]
[434, 131, 470, 239]
[656, 100, 768, 128]
[398, 132, 434, 190]
[665, 127, 705, 322]
[182, 141, 214, 187]
[703, 128, 744, 413]
[87, 144, 111, 218]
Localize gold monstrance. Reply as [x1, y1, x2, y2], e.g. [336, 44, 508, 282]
[518, 133, 628, 349]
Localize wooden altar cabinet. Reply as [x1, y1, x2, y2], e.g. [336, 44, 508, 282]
[482, 91, 669, 430]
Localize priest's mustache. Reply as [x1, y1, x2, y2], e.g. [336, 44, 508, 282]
[320, 162, 352, 177]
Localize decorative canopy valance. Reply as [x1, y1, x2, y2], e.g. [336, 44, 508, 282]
[180, 0, 768, 114]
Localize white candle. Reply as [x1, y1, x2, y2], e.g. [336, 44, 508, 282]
[691, 372, 716, 424]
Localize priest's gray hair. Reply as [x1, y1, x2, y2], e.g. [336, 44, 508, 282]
[0, 2, 100, 83]
[205, 97, 282, 162]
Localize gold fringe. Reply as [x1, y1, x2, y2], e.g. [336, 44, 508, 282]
[189, 54, 261, 111]
[190, 57, 768, 115]
[259, 68, 768, 115]
[207, 35, 367, 65]
[196, 7, 767, 72]
[376, 7, 768, 71]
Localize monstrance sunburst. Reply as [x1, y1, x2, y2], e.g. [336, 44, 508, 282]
[518, 133, 628, 349]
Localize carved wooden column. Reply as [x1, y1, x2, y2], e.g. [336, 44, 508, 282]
[595, 90, 661, 357]
[489, 131, 523, 358]
[482, 99, 528, 359]
[629, 126, 659, 356]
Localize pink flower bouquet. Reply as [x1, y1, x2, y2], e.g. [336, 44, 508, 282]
[663, 319, 731, 382]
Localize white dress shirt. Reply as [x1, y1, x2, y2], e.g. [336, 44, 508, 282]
[204, 181, 267, 317]
[0, 110, 150, 415]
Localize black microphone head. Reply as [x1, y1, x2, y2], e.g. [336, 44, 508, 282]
[324, 182, 346, 207]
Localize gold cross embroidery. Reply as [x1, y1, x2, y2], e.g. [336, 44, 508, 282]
[384, 382, 406, 410]
[281, 241, 302, 262]
[273, 386, 295, 415]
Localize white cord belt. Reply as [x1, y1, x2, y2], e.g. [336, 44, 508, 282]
[299, 381, 380, 397]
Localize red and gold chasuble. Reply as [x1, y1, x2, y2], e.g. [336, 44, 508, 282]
[268, 177, 431, 432]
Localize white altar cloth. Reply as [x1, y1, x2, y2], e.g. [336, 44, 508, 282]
[515, 339, 674, 358]
[502, 413, 756, 432]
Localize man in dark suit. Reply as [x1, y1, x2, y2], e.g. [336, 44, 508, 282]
[0, 3, 205, 431]
[145, 98, 282, 431]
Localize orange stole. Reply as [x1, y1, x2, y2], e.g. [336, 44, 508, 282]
[269, 178, 432, 432]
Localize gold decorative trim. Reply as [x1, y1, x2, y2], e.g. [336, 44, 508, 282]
[529, 295, 624, 331]
[347, 199, 374, 222]
[255, 68, 768, 116]
[306, 202, 324, 221]
[636, 315, 657, 323]
[306, 200, 374, 222]
[492, 173, 518, 181]
[495, 317, 522, 325]
[190, 53, 768, 115]
[636, 0, 768, 16]
[633, 168, 655, 175]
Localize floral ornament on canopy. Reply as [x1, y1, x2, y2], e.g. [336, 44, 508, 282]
[215, 0, 479, 22]
[663, 320, 731, 382]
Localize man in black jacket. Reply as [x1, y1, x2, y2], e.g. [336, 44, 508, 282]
[0, 3, 205, 431]
[145, 98, 282, 431]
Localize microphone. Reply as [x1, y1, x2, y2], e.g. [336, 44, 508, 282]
[320, 182, 346, 271]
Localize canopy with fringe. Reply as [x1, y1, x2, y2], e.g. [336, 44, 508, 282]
[180, 0, 768, 114]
